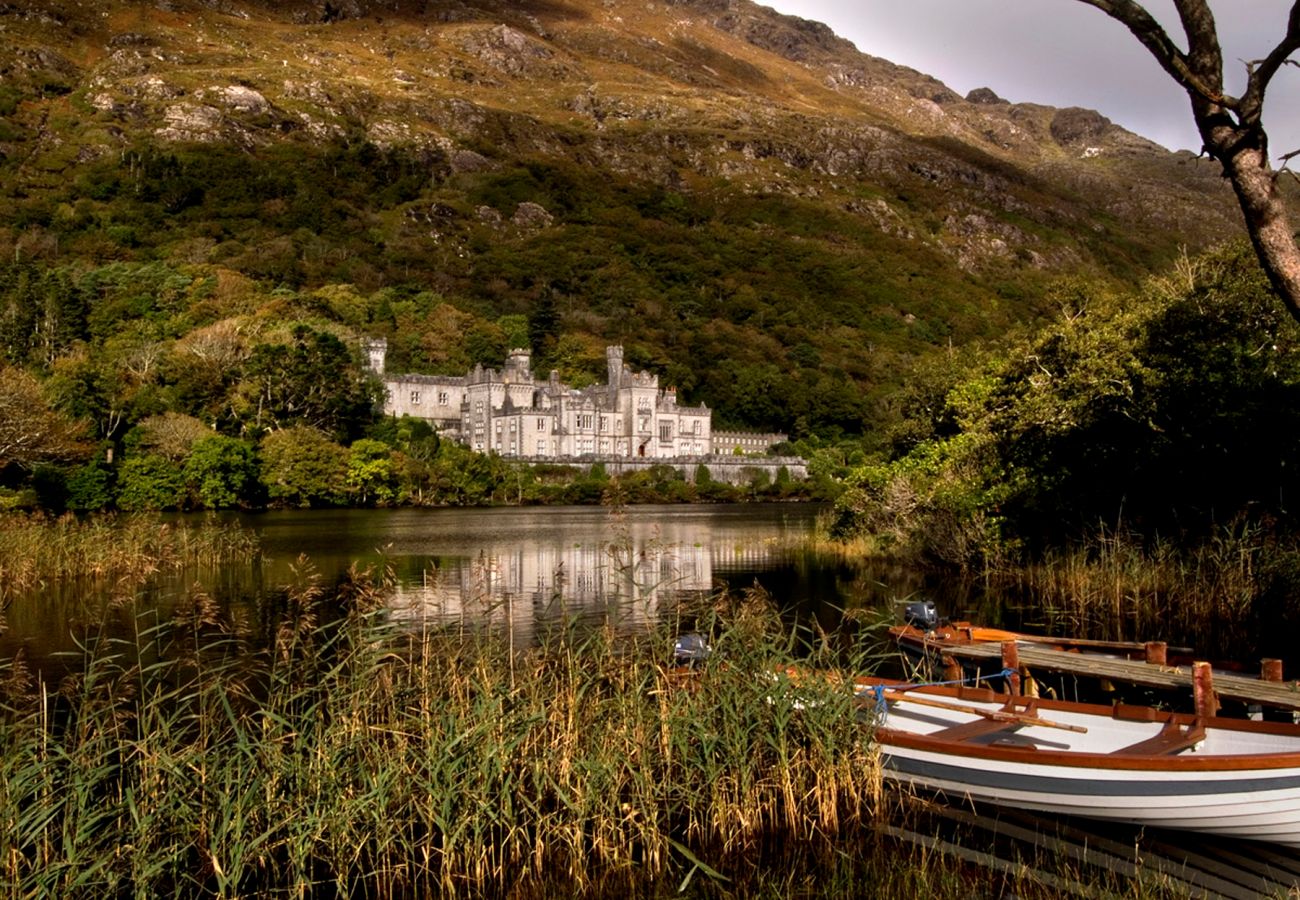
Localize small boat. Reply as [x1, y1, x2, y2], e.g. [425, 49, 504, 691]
[856, 676, 1300, 847]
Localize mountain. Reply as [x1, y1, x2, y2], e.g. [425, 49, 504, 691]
[0, 0, 1245, 437]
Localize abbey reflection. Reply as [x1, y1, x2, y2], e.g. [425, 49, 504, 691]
[385, 529, 784, 642]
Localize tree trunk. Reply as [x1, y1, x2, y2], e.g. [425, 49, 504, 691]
[1219, 143, 1300, 321]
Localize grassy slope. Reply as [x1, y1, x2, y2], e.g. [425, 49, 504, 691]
[0, 0, 1245, 436]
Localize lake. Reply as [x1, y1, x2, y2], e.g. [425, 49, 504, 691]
[4, 503, 1293, 889]
[5, 503, 976, 670]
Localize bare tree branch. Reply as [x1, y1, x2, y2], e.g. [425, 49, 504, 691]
[0, 368, 88, 471]
[1073, 1, 1300, 324]
[1073, 0, 1225, 103]
[1238, 1, 1300, 125]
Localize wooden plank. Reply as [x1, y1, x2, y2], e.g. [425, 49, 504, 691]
[931, 803, 1266, 900]
[931, 641, 1300, 711]
[880, 824, 1103, 898]
[1025, 635, 1193, 655]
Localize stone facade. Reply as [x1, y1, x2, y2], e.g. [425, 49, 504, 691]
[712, 431, 789, 455]
[366, 341, 716, 459]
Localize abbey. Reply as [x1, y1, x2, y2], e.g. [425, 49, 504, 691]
[365, 341, 739, 459]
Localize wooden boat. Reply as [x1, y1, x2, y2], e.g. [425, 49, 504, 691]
[891, 619, 1198, 668]
[856, 676, 1300, 847]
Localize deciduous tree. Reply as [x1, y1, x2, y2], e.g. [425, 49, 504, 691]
[116, 454, 185, 511]
[259, 426, 348, 508]
[184, 436, 258, 509]
[1073, 1, 1300, 320]
[0, 366, 87, 472]
[345, 438, 397, 506]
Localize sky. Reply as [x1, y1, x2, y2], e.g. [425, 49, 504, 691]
[762, 1, 1300, 162]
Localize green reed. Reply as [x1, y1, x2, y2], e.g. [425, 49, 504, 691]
[0, 512, 258, 604]
[0, 565, 889, 898]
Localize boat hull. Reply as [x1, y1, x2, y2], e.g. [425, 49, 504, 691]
[860, 679, 1300, 847]
[881, 743, 1300, 846]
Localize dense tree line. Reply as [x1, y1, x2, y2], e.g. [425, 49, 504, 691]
[832, 243, 1300, 565]
[0, 250, 838, 512]
[0, 263, 816, 510]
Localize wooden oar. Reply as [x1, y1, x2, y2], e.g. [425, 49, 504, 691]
[880, 690, 1088, 734]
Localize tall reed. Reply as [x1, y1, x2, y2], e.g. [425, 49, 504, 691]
[995, 521, 1291, 661]
[0, 567, 886, 898]
[0, 512, 258, 604]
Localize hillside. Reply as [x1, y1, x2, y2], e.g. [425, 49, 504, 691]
[0, 0, 1245, 438]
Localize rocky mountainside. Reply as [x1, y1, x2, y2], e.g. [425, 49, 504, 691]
[0, 0, 1248, 434]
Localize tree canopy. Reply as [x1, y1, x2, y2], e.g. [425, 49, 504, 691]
[833, 244, 1300, 564]
[0, 366, 87, 475]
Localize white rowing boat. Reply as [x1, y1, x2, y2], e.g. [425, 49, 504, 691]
[856, 677, 1300, 847]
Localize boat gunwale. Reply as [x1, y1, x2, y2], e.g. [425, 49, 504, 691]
[862, 679, 1300, 773]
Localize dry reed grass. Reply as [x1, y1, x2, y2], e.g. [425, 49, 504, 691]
[996, 522, 1279, 659]
[0, 513, 257, 606]
[0, 566, 887, 898]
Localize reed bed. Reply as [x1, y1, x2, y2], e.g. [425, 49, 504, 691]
[995, 523, 1291, 661]
[0, 558, 1225, 898]
[0, 513, 258, 603]
[0, 564, 891, 899]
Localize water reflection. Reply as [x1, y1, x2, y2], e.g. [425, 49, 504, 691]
[386, 537, 711, 641]
[250, 505, 815, 643]
[0, 505, 834, 668]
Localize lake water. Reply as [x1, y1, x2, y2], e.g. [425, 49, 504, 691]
[6, 504, 978, 670]
[248, 503, 832, 641]
[0, 502, 1011, 678]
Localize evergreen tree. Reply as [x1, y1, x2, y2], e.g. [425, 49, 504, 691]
[0, 266, 37, 365]
[243, 325, 380, 441]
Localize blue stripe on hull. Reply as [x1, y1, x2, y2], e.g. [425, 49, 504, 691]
[884, 754, 1300, 797]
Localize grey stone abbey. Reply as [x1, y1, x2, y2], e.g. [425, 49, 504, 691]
[364, 340, 804, 482]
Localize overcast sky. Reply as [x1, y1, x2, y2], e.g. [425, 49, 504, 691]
[762, 1, 1300, 162]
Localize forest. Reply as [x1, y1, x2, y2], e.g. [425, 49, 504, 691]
[832, 242, 1300, 564]
[1, 132, 1293, 532]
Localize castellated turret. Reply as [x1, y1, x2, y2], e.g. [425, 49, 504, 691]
[361, 338, 388, 374]
[606, 345, 624, 389]
[504, 348, 532, 382]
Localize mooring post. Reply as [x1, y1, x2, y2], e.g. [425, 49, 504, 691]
[1262, 658, 1284, 682]
[1001, 640, 1021, 696]
[1144, 641, 1167, 666]
[1192, 661, 1218, 719]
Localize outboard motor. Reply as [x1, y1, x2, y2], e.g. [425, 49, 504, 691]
[673, 633, 712, 668]
[902, 599, 939, 632]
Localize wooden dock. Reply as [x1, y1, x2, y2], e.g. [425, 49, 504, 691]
[930, 640, 1300, 713]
